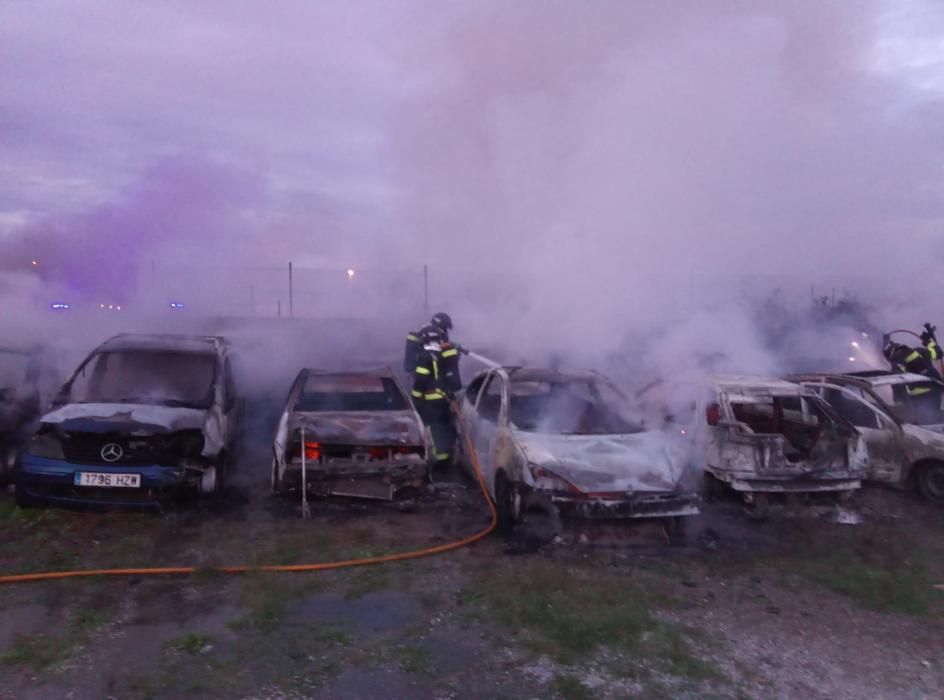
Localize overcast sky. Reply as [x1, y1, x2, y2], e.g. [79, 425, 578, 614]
[1, 0, 943, 331]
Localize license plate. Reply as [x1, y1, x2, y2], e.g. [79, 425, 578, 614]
[74, 472, 141, 488]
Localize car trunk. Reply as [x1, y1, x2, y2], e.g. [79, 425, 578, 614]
[287, 411, 426, 500]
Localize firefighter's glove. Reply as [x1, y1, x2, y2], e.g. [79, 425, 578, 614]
[458, 345, 470, 356]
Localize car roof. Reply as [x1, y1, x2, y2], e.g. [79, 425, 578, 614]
[96, 333, 225, 355]
[789, 371, 935, 388]
[503, 367, 604, 383]
[710, 374, 810, 395]
[299, 366, 397, 379]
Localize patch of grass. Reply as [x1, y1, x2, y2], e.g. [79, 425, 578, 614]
[341, 551, 392, 599]
[164, 633, 214, 655]
[782, 525, 942, 616]
[0, 633, 73, 671]
[646, 626, 721, 680]
[553, 674, 593, 700]
[71, 607, 111, 633]
[0, 601, 114, 673]
[461, 558, 716, 680]
[396, 643, 432, 676]
[230, 574, 290, 631]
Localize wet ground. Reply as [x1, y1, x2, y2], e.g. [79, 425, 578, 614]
[0, 399, 942, 699]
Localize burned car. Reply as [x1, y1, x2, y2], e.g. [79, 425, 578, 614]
[14, 334, 242, 508]
[271, 368, 429, 500]
[792, 371, 944, 503]
[689, 376, 867, 503]
[458, 367, 699, 531]
[0, 347, 49, 481]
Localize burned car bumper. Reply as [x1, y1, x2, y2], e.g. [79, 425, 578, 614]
[15, 455, 205, 508]
[531, 490, 700, 520]
[709, 469, 862, 493]
[281, 459, 428, 500]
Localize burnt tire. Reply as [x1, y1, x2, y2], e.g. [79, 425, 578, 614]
[917, 461, 944, 504]
[494, 471, 522, 534]
[13, 480, 34, 509]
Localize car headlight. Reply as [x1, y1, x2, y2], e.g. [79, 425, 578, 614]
[27, 433, 64, 459]
[530, 465, 581, 494]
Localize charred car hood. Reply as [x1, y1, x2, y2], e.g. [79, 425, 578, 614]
[514, 430, 688, 493]
[40, 403, 208, 435]
[290, 411, 423, 445]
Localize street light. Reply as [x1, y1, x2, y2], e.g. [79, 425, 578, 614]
[31, 260, 38, 267]
[347, 268, 355, 281]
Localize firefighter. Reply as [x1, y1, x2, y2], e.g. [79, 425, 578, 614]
[883, 324, 944, 420]
[410, 327, 456, 466]
[883, 323, 943, 381]
[403, 312, 454, 374]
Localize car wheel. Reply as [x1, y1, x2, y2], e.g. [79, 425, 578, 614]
[665, 516, 687, 545]
[494, 470, 522, 534]
[13, 480, 34, 509]
[917, 461, 944, 504]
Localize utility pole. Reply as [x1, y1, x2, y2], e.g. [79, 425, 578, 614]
[423, 264, 429, 318]
[278, 299, 282, 318]
[288, 262, 294, 317]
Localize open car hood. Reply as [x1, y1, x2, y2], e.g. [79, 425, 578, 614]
[514, 429, 688, 493]
[289, 411, 423, 446]
[40, 403, 207, 435]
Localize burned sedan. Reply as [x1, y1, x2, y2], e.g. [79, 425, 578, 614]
[0, 347, 50, 481]
[458, 367, 699, 530]
[14, 334, 242, 508]
[271, 368, 429, 501]
[792, 371, 944, 503]
[692, 376, 867, 503]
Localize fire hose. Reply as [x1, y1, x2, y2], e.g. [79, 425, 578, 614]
[0, 399, 497, 585]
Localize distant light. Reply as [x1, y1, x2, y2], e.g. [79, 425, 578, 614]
[862, 332, 870, 338]
[851, 341, 860, 348]
[108, 304, 114, 310]
[50, 302, 70, 311]
[347, 268, 355, 280]
[100, 304, 105, 309]
[31, 260, 38, 267]
[169, 302, 185, 309]
[849, 356, 856, 362]
[116, 305, 122, 311]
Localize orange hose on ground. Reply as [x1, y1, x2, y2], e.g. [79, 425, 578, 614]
[0, 401, 497, 585]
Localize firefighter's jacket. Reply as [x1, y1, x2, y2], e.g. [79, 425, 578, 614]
[889, 343, 944, 392]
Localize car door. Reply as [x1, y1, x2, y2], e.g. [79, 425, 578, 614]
[469, 370, 508, 495]
[801, 382, 904, 484]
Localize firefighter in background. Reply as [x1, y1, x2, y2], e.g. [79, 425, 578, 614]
[883, 323, 944, 421]
[403, 312, 454, 373]
[410, 325, 463, 466]
[882, 323, 943, 381]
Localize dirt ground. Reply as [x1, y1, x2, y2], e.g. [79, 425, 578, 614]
[0, 399, 942, 699]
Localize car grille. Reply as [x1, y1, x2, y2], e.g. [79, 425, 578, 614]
[60, 433, 170, 466]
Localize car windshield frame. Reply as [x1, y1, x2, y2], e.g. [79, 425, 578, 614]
[507, 376, 645, 435]
[293, 374, 409, 413]
[60, 349, 218, 410]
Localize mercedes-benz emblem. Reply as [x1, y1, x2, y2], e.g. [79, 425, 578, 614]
[100, 443, 124, 463]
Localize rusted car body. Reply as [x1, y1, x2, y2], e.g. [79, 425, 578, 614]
[271, 367, 428, 500]
[15, 334, 243, 508]
[458, 367, 699, 530]
[691, 376, 867, 501]
[791, 371, 944, 503]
